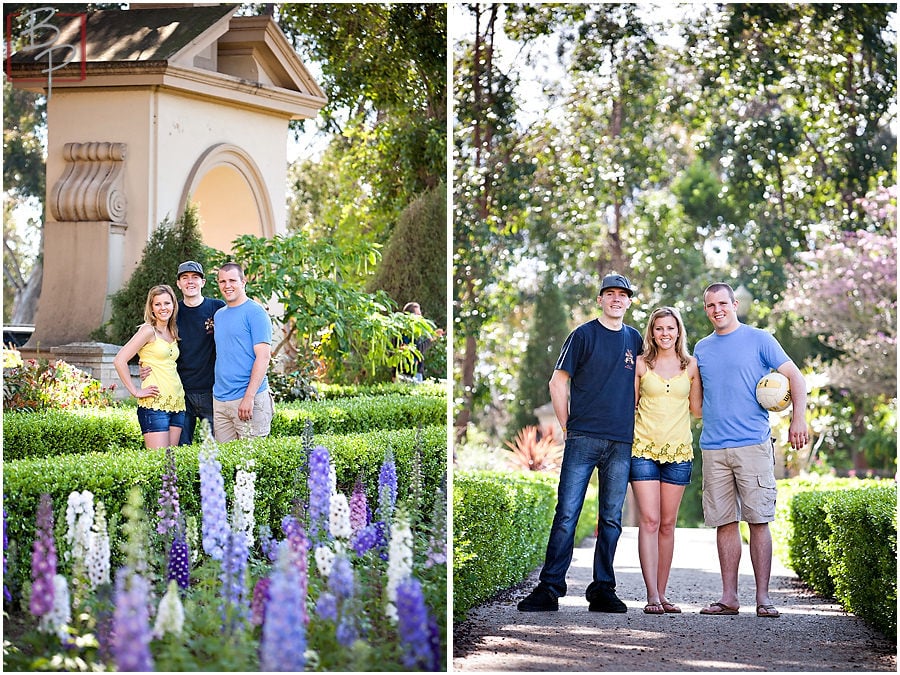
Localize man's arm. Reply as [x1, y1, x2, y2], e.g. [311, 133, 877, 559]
[549, 369, 571, 435]
[238, 342, 271, 421]
[777, 360, 808, 450]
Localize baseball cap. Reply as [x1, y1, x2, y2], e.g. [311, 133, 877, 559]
[177, 261, 204, 278]
[600, 273, 634, 297]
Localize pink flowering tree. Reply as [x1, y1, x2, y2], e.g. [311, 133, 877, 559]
[778, 186, 897, 469]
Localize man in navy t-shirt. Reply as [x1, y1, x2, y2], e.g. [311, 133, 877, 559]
[174, 261, 225, 444]
[518, 273, 643, 613]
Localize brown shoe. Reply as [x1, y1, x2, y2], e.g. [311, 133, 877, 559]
[699, 602, 739, 615]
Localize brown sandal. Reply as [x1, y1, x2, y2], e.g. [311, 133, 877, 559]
[643, 602, 665, 615]
[660, 601, 681, 614]
[699, 601, 739, 615]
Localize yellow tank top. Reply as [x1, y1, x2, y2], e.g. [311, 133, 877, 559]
[137, 330, 185, 412]
[632, 369, 694, 463]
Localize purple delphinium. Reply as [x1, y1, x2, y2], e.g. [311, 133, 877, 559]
[166, 531, 190, 589]
[257, 524, 278, 562]
[377, 448, 397, 524]
[396, 576, 440, 671]
[198, 443, 229, 561]
[307, 445, 331, 542]
[250, 576, 271, 627]
[336, 614, 359, 647]
[315, 591, 338, 622]
[156, 446, 180, 536]
[281, 515, 309, 625]
[260, 542, 307, 672]
[112, 567, 154, 672]
[351, 523, 379, 557]
[349, 479, 368, 534]
[219, 529, 249, 635]
[4, 509, 11, 603]
[30, 493, 57, 618]
[328, 554, 354, 601]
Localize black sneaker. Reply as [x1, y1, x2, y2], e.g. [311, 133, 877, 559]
[517, 587, 559, 612]
[588, 589, 627, 613]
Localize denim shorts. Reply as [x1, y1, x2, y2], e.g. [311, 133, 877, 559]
[137, 406, 185, 434]
[630, 456, 693, 486]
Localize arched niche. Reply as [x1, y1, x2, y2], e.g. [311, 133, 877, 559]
[180, 143, 276, 253]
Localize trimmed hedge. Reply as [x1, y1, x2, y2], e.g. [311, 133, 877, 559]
[453, 470, 599, 621]
[772, 474, 886, 568]
[789, 485, 897, 640]
[3, 394, 446, 460]
[272, 394, 446, 436]
[3, 425, 446, 606]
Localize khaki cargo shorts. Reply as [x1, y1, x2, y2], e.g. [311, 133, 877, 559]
[213, 390, 274, 443]
[701, 440, 777, 526]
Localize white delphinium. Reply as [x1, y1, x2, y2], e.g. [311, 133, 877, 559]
[38, 574, 71, 641]
[65, 490, 95, 566]
[385, 512, 413, 621]
[329, 492, 352, 540]
[232, 463, 257, 548]
[85, 501, 111, 588]
[153, 579, 185, 638]
[314, 545, 335, 578]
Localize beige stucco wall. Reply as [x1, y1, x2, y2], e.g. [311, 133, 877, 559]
[46, 86, 287, 272]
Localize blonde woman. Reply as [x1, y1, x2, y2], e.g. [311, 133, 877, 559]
[113, 285, 186, 449]
[630, 306, 702, 614]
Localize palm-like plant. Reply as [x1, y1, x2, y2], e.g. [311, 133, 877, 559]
[504, 426, 564, 472]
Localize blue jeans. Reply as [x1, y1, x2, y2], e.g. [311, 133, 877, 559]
[538, 433, 632, 600]
[179, 391, 215, 445]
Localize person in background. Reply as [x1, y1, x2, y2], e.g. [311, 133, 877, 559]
[630, 306, 702, 615]
[212, 262, 274, 443]
[113, 285, 185, 449]
[518, 273, 642, 613]
[394, 301, 444, 383]
[694, 282, 808, 618]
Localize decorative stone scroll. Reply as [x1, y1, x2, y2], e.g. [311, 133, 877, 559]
[49, 142, 127, 223]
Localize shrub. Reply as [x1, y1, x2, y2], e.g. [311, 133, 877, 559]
[823, 486, 896, 640]
[3, 425, 447, 604]
[3, 355, 116, 411]
[788, 485, 897, 641]
[4, 393, 446, 460]
[773, 474, 887, 568]
[452, 470, 598, 621]
[93, 203, 217, 345]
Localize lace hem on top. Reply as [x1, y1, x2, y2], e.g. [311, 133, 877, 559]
[632, 440, 693, 463]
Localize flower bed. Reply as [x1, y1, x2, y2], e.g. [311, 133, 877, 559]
[3, 424, 447, 671]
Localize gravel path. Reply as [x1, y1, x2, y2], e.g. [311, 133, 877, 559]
[453, 527, 897, 672]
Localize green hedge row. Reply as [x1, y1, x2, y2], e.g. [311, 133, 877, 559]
[771, 475, 887, 568]
[3, 425, 447, 605]
[789, 485, 897, 640]
[2, 394, 446, 460]
[452, 470, 598, 621]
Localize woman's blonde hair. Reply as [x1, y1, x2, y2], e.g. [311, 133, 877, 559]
[143, 284, 180, 340]
[642, 306, 690, 370]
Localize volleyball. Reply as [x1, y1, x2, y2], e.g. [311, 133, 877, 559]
[756, 372, 791, 412]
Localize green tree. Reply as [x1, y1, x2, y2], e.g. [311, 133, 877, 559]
[94, 204, 214, 346]
[3, 81, 46, 324]
[277, 3, 446, 240]
[217, 232, 435, 383]
[510, 278, 569, 432]
[366, 183, 447, 328]
[453, 3, 533, 441]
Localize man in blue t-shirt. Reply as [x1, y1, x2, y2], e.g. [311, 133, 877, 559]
[694, 282, 808, 619]
[212, 262, 273, 443]
[518, 273, 643, 613]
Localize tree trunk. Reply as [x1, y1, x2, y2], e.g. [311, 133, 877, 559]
[10, 258, 42, 325]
